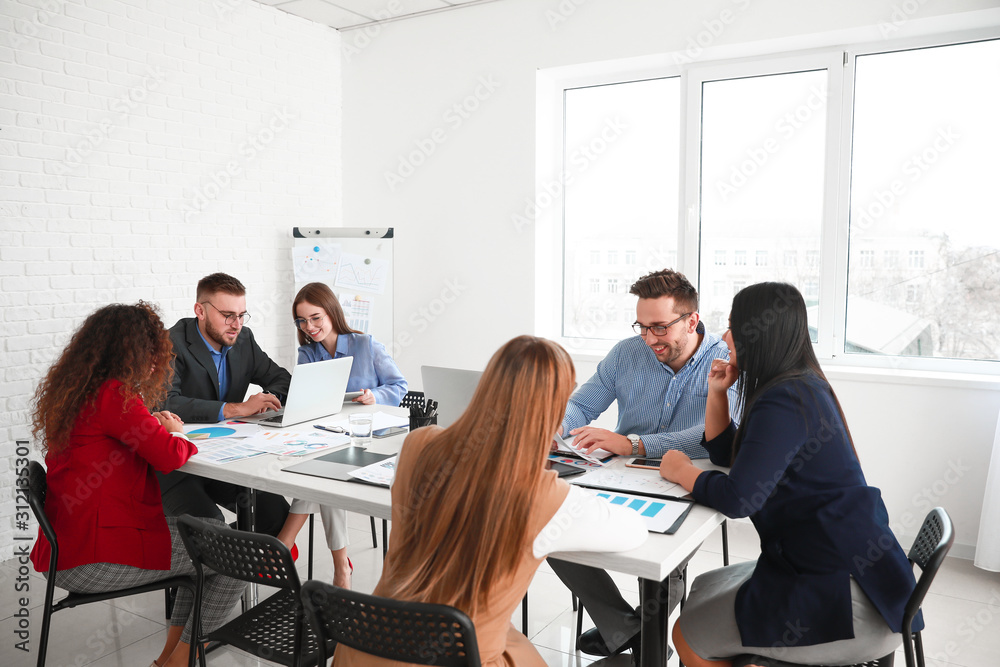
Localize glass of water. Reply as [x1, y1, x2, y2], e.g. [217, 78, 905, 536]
[349, 413, 374, 448]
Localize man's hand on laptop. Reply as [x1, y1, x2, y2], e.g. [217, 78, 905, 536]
[224, 392, 282, 418]
[569, 426, 640, 456]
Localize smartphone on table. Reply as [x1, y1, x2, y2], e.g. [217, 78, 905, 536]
[372, 426, 408, 439]
[624, 457, 662, 470]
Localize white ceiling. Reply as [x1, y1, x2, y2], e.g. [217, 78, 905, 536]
[254, 0, 501, 31]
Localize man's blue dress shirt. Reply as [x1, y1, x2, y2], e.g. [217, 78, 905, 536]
[560, 323, 735, 458]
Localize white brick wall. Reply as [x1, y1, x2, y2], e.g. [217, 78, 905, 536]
[0, 0, 342, 560]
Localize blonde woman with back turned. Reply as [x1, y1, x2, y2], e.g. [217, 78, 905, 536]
[334, 335, 648, 667]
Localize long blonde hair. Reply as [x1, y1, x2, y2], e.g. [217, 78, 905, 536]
[381, 335, 575, 615]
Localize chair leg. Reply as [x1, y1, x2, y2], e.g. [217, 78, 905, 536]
[722, 519, 730, 566]
[307, 514, 315, 580]
[571, 594, 577, 612]
[370, 515, 378, 548]
[522, 592, 528, 634]
[382, 519, 389, 558]
[575, 601, 584, 649]
[164, 587, 175, 619]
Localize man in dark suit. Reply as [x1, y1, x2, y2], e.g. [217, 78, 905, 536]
[160, 272, 292, 536]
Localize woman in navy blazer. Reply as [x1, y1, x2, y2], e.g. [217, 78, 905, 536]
[660, 282, 920, 666]
[29, 302, 245, 667]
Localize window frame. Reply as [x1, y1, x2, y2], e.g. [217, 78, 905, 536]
[535, 23, 1000, 372]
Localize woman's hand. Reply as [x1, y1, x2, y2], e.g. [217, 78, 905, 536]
[352, 388, 376, 405]
[708, 358, 739, 394]
[659, 450, 691, 481]
[659, 450, 701, 492]
[153, 411, 184, 433]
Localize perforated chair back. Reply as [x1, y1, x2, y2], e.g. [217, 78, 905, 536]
[900, 507, 953, 667]
[26, 458, 195, 667]
[301, 580, 482, 666]
[176, 514, 300, 590]
[400, 390, 425, 410]
[177, 515, 325, 667]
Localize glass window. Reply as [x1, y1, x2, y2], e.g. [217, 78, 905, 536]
[847, 39, 1000, 361]
[562, 77, 681, 341]
[859, 249, 874, 268]
[625, 250, 636, 264]
[699, 69, 827, 339]
[714, 249, 726, 266]
[589, 250, 600, 264]
[784, 250, 797, 267]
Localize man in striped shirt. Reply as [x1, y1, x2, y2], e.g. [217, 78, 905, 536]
[551, 268, 734, 663]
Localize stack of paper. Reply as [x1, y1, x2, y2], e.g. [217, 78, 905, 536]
[348, 455, 398, 487]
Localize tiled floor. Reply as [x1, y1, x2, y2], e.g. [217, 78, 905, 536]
[4, 516, 999, 667]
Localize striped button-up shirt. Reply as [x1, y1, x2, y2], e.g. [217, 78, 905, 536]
[561, 324, 736, 459]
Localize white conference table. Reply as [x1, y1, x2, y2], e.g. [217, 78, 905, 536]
[178, 402, 727, 667]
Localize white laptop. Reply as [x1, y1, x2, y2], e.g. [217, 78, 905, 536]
[420, 365, 484, 428]
[241, 356, 354, 427]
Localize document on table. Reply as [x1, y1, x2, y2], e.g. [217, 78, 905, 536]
[324, 410, 409, 431]
[183, 422, 261, 440]
[188, 439, 268, 465]
[348, 455, 398, 487]
[239, 430, 350, 456]
[552, 434, 613, 465]
[593, 490, 694, 534]
[570, 468, 686, 499]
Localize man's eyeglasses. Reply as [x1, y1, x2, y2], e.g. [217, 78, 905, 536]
[632, 313, 692, 336]
[293, 315, 325, 330]
[201, 301, 250, 326]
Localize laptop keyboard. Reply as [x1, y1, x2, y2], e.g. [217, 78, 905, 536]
[259, 414, 283, 424]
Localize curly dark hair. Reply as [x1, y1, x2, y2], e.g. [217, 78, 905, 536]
[31, 301, 175, 455]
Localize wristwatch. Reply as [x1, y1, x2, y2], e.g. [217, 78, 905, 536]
[626, 433, 641, 456]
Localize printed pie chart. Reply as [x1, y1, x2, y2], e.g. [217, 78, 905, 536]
[187, 426, 238, 439]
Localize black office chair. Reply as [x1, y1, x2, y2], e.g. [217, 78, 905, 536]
[400, 390, 426, 410]
[732, 507, 954, 667]
[301, 579, 482, 666]
[26, 460, 197, 667]
[176, 515, 334, 667]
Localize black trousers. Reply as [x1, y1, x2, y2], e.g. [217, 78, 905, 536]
[549, 557, 687, 653]
[160, 471, 290, 537]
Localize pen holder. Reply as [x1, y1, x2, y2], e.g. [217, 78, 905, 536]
[409, 415, 437, 430]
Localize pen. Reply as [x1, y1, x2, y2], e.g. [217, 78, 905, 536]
[314, 425, 346, 434]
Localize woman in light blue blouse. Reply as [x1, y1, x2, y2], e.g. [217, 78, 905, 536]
[276, 282, 407, 588]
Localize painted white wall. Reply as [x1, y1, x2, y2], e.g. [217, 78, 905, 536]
[0, 0, 341, 560]
[341, 0, 1000, 556]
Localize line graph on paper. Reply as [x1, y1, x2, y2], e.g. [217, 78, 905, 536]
[335, 252, 389, 295]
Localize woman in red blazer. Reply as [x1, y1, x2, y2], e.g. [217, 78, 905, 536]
[29, 302, 246, 667]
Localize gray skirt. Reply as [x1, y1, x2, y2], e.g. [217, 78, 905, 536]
[678, 561, 902, 665]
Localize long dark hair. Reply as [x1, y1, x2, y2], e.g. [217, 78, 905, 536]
[31, 301, 174, 456]
[292, 282, 361, 346]
[729, 282, 857, 463]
